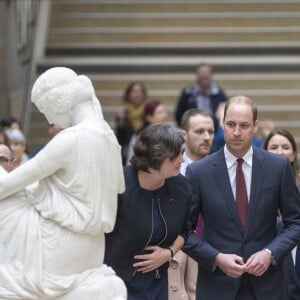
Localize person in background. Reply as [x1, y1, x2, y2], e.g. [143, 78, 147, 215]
[168, 109, 215, 300]
[264, 128, 300, 300]
[0, 116, 21, 131]
[141, 100, 169, 129]
[180, 109, 215, 175]
[175, 63, 227, 131]
[48, 123, 63, 136]
[6, 129, 29, 167]
[259, 118, 276, 148]
[0, 127, 9, 146]
[0, 144, 16, 172]
[264, 128, 299, 186]
[115, 81, 148, 165]
[105, 124, 192, 300]
[126, 100, 169, 165]
[184, 96, 300, 300]
[31, 123, 63, 157]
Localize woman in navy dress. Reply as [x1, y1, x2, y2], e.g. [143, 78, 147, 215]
[105, 124, 192, 299]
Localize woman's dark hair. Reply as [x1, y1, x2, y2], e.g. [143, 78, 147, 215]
[0, 127, 9, 146]
[264, 128, 298, 177]
[142, 100, 161, 129]
[130, 124, 184, 172]
[123, 81, 147, 104]
[0, 116, 21, 130]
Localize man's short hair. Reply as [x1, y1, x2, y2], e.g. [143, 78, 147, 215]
[181, 109, 213, 131]
[223, 96, 258, 124]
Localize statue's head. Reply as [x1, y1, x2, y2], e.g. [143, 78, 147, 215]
[31, 67, 96, 128]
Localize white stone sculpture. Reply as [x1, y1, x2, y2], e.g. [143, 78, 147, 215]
[0, 67, 127, 299]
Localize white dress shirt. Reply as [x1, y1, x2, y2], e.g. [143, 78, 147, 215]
[292, 246, 297, 265]
[224, 145, 253, 202]
[180, 152, 194, 176]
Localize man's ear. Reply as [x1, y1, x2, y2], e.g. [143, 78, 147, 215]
[254, 120, 259, 134]
[182, 130, 188, 142]
[12, 159, 17, 168]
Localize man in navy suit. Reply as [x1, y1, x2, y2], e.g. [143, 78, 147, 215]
[184, 95, 300, 300]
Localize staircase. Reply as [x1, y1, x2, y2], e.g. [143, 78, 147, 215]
[28, 0, 300, 154]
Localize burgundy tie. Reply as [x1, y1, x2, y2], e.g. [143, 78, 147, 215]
[236, 159, 248, 229]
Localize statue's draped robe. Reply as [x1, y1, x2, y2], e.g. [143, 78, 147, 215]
[0, 124, 126, 299]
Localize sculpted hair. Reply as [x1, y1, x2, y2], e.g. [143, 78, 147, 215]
[130, 124, 184, 172]
[31, 67, 96, 114]
[181, 108, 213, 131]
[223, 96, 258, 124]
[264, 128, 299, 177]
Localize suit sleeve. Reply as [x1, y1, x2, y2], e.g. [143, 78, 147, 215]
[183, 164, 219, 271]
[266, 158, 300, 263]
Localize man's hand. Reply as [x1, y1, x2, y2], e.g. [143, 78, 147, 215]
[215, 253, 246, 278]
[245, 250, 271, 276]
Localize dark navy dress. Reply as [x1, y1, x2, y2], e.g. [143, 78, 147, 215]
[126, 188, 168, 300]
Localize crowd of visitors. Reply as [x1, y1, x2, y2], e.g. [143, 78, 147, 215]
[0, 116, 29, 169]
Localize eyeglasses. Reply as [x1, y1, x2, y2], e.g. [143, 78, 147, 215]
[0, 156, 14, 164]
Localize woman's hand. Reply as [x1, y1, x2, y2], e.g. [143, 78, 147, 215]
[133, 246, 171, 273]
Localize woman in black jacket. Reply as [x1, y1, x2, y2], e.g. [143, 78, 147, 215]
[105, 124, 192, 300]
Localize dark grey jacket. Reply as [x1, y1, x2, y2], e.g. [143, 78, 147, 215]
[104, 165, 192, 282]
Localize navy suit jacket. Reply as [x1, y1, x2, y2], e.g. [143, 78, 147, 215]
[184, 147, 300, 300]
[283, 250, 300, 300]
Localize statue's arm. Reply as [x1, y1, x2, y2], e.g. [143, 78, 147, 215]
[0, 130, 75, 200]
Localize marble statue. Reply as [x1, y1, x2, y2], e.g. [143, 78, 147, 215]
[0, 67, 127, 299]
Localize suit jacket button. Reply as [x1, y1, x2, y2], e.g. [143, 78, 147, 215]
[169, 259, 178, 269]
[171, 285, 178, 291]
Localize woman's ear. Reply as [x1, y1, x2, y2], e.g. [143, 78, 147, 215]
[146, 115, 153, 124]
[182, 130, 188, 143]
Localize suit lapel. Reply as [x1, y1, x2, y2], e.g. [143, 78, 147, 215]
[244, 149, 265, 238]
[212, 150, 244, 235]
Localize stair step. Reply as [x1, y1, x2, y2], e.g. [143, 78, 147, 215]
[51, 2, 300, 14]
[37, 55, 300, 73]
[50, 16, 300, 28]
[50, 11, 300, 19]
[96, 89, 300, 100]
[88, 73, 300, 90]
[38, 55, 300, 64]
[96, 94, 300, 107]
[49, 26, 300, 34]
[47, 30, 300, 44]
[47, 41, 300, 49]
[46, 45, 300, 56]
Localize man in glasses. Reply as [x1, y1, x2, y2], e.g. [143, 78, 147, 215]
[0, 144, 16, 172]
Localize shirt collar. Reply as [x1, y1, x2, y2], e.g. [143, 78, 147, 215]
[183, 151, 194, 165]
[224, 145, 253, 168]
